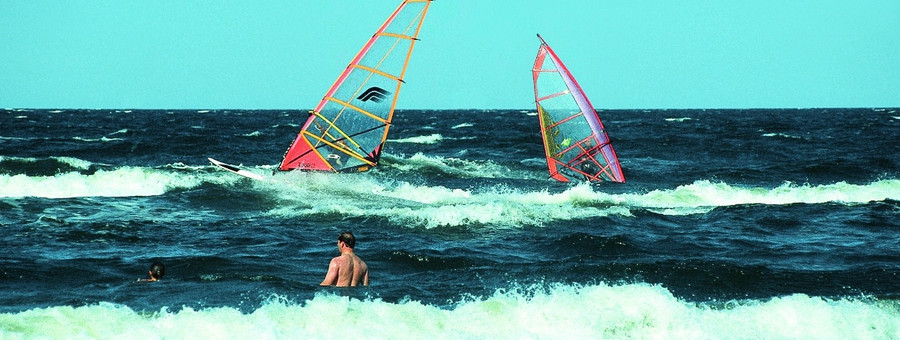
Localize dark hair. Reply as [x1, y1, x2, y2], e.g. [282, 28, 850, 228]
[150, 262, 165, 279]
[338, 231, 356, 249]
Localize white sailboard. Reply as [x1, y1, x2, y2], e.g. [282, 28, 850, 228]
[208, 158, 267, 181]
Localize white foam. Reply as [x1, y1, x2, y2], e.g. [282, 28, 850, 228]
[389, 133, 443, 144]
[387, 152, 529, 179]
[8, 156, 893, 225]
[72, 136, 125, 142]
[0, 167, 207, 198]
[627, 179, 900, 212]
[762, 132, 804, 139]
[0, 156, 96, 170]
[56, 157, 96, 170]
[265, 177, 900, 228]
[2, 283, 897, 339]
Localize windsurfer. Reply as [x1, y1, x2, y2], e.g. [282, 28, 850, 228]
[326, 153, 343, 166]
[320, 231, 369, 287]
[578, 155, 597, 175]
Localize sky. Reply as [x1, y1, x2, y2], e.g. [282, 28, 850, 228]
[1, 0, 898, 110]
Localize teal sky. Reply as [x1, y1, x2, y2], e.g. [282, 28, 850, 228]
[2, 1, 898, 110]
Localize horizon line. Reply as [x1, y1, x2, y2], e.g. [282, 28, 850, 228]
[3, 106, 899, 112]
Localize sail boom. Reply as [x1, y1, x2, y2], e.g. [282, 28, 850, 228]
[551, 134, 595, 160]
[307, 110, 361, 149]
[300, 131, 376, 167]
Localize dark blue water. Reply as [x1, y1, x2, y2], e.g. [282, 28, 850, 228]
[1, 108, 899, 338]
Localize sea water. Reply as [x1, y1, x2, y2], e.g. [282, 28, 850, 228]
[1, 108, 899, 339]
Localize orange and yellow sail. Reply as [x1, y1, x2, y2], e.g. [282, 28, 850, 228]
[279, 0, 433, 173]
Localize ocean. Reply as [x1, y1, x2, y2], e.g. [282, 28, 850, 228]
[1, 107, 899, 339]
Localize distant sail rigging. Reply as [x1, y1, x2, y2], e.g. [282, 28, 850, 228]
[279, 0, 433, 173]
[532, 34, 625, 183]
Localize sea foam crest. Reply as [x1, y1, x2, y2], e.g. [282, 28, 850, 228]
[630, 179, 900, 214]
[72, 136, 124, 142]
[265, 177, 899, 228]
[265, 173, 628, 228]
[1, 283, 897, 339]
[762, 132, 805, 140]
[387, 152, 531, 179]
[0, 156, 95, 170]
[389, 133, 443, 144]
[0, 166, 210, 198]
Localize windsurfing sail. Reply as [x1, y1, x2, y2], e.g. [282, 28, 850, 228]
[278, 0, 433, 173]
[531, 34, 625, 183]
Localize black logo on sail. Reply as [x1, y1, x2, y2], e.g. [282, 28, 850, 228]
[357, 87, 390, 103]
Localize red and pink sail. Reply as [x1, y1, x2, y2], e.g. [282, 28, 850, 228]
[532, 34, 625, 183]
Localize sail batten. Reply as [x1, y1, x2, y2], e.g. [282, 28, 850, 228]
[350, 65, 402, 82]
[532, 34, 625, 183]
[279, 1, 432, 173]
[379, 32, 416, 40]
[536, 90, 571, 103]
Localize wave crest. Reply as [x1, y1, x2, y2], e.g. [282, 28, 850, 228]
[2, 283, 897, 339]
